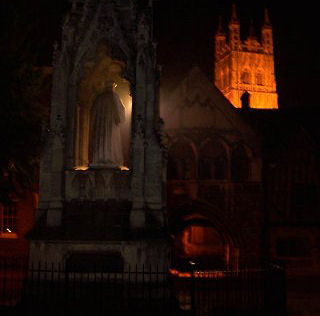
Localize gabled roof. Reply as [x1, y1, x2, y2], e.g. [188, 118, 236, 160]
[161, 66, 256, 139]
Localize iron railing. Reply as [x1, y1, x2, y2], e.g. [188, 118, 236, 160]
[0, 259, 286, 316]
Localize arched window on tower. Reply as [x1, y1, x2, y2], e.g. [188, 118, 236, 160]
[231, 144, 249, 181]
[256, 72, 264, 86]
[241, 71, 250, 84]
[223, 68, 229, 88]
[168, 141, 196, 180]
[199, 141, 228, 180]
[220, 70, 224, 88]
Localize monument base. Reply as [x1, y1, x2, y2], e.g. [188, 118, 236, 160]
[29, 238, 170, 271]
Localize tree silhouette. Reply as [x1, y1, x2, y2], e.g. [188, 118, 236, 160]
[0, 1, 52, 204]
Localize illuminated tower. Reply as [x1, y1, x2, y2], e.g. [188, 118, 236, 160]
[215, 6, 278, 109]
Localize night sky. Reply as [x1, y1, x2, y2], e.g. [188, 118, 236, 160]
[2, 0, 319, 109]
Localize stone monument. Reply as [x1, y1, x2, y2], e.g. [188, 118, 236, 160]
[29, 0, 168, 270]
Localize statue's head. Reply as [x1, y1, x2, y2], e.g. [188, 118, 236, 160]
[97, 79, 116, 93]
[105, 80, 117, 90]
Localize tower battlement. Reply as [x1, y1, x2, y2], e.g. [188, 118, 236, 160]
[215, 5, 278, 109]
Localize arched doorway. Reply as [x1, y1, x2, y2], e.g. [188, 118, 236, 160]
[171, 213, 239, 272]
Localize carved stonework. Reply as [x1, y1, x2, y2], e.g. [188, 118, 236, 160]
[33, 2, 167, 275]
[214, 7, 278, 109]
[66, 169, 130, 201]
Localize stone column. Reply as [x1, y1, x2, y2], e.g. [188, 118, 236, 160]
[130, 63, 146, 227]
[44, 53, 69, 227]
[144, 61, 164, 224]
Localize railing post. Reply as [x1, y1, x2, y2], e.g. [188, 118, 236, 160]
[278, 266, 287, 316]
[64, 263, 69, 313]
[190, 261, 196, 316]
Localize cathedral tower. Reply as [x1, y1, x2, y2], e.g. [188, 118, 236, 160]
[215, 6, 278, 109]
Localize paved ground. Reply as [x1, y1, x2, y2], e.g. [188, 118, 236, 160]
[286, 277, 320, 316]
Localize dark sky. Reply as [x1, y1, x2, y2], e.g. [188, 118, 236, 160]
[2, 0, 318, 109]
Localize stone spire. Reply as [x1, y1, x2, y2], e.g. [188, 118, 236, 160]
[228, 3, 240, 50]
[263, 8, 272, 28]
[261, 8, 274, 53]
[248, 19, 257, 39]
[217, 16, 224, 35]
[231, 3, 239, 24]
[215, 15, 226, 58]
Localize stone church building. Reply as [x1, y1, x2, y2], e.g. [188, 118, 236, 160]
[162, 6, 320, 275]
[25, 1, 320, 276]
[162, 66, 263, 270]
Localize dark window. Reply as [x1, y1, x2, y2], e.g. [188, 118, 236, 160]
[291, 184, 319, 219]
[199, 141, 228, 180]
[256, 73, 263, 85]
[199, 157, 212, 180]
[168, 141, 196, 180]
[214, 156, 227, 180]
[276, 238, 309, 257]
[231, 145, 249, 181]
[167, 156, 180, 180]
[241, 71, 250, 84]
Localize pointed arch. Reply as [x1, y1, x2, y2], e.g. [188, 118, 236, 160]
[256, 70, 264, 86]
[231, 143, 250, 181]
[72, 41, 132, 169]
[170, 200, 242, 270]
[65, 2, 136, 169]
[168, 138, 197, 180]
[241, 69, 251, 84]
[71, 2, 134, 83]
[198, 139, 228, 180]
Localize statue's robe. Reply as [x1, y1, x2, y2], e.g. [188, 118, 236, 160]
[89, 88, 125, 168]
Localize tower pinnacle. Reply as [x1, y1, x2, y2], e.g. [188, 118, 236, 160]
[248, 19, 257, 39]
[217, 16, 224, 35]
[231, 3, 239, 24]
[228, 3, 240, 50]
[263, 8, 272, 28]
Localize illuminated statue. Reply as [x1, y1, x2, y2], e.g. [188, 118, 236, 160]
[89, 81, 125, 168]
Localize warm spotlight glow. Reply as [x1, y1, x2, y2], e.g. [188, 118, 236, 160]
[74, 166, 89, 171]
[194, 271, 225, 279]
[122, 94, 132, 115]
[120, 166, 130, 171]
[169, 269, 192, 278]
[169, 268, 225, 279]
